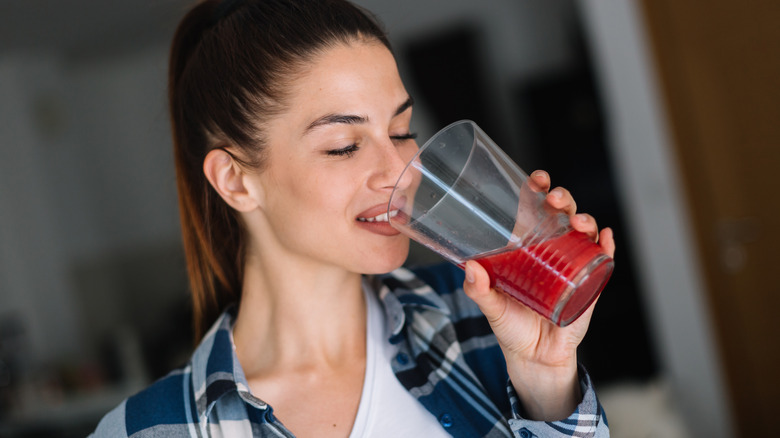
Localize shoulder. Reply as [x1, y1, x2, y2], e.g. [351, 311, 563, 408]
[378, 262, 481, 323]
[91, 367, 196, 437]
[409, 262, 465, 296]
[377, 262, 488, 325]
[408, 263, 487, 324]
[409, 263, 509, 409]
[386, 262, 499, 356]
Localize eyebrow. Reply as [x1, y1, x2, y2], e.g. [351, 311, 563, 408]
[394, 95, 415, 117]
[303, 95, 414, 135]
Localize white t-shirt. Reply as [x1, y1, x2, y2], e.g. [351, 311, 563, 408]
[349, 282, 452, 438]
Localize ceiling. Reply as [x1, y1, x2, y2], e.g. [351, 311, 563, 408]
[0, 0, 187, 58]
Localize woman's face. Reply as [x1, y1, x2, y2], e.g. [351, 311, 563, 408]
[243, 41, 418, 274]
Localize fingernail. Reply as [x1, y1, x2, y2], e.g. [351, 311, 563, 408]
[551, 188, 563, 199]
[465, 264, 475, 283]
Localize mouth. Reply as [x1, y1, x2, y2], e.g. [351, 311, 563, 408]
[357, 209, 399, 223]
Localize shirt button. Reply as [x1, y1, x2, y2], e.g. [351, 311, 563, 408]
[518, 428, 535, 438]
[396, 352, 409, 365]
[439, 413, 453, 428]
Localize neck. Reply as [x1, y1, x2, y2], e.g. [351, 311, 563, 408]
[232, 249, 367, 378]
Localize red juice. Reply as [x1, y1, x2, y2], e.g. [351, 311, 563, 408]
[473, 229, 613, 326]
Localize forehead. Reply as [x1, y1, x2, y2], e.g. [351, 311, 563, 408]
[285, 41, 406, 109]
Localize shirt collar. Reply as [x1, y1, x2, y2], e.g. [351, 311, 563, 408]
[190, 306, 268, 422]
[188, 267, 449, 420]
[372, 267, 451, 342]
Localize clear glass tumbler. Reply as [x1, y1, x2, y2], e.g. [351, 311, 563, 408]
[388, 120, 613, 326]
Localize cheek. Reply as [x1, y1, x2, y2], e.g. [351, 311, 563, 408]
[268, 167, 352, 225]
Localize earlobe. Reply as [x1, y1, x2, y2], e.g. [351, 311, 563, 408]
[203, 148, 260, 212]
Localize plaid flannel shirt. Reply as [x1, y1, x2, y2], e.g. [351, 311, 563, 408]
[91, 263, 609, 437]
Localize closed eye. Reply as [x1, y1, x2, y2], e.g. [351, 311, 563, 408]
[327, 133, 415, 158]
[326, 144, 359, 157]
[390, 133, 417, 142]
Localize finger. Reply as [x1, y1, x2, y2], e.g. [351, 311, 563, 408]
[462, 260, 507, 323]
[546, 187, 577, 216]
[518, 171, 550, 224]
[570, 213, 599, 242]
[527, 170, 551, 193]
[599, 227, 616, 258]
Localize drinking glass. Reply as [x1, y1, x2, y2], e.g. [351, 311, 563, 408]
[388, 120, 613, 326]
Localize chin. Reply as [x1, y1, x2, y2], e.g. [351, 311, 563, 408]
[360, 239, 410, 275]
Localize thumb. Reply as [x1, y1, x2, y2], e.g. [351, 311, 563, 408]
[463, 260, 507, 323]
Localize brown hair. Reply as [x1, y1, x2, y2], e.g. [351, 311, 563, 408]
[168, 0, 392, 340]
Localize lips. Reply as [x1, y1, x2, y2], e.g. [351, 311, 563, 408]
[357, 209, 399, 223]
[356, 196, 406, 222]
[355, 200, 406, 236]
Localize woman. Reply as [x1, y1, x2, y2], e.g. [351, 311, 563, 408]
[92, 0, 613, 436]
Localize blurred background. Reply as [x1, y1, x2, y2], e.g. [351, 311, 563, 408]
[0, 0, 777, 436]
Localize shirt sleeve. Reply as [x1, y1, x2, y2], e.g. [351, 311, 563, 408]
[506, 366, 609, 438]
[89, 399, 130, 438]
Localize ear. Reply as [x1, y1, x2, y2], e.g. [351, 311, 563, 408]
[203, 148, 260, 212]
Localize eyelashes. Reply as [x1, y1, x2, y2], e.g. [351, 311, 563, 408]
[390, 133, 418, 141]
[327, 144, 360, 157]
[326, 132, 417, 158]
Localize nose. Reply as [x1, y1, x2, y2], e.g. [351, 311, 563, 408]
[369, 136, 417, 191]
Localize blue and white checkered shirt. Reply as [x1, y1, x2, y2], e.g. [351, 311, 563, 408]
[91, 263, 609, 437]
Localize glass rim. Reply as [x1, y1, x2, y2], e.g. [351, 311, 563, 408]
[387, 119, 478, 217]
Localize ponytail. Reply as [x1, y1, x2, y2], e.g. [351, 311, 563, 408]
[168, 0, 391, 340]
[169, 0, 245, 340]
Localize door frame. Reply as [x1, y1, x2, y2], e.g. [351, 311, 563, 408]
[578, 1, 734, 436]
